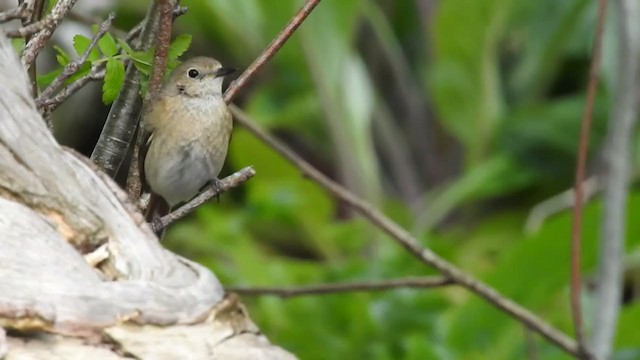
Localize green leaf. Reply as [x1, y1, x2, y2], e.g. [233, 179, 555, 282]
[72, 35, 99, 62]
[117, 38, 133, 56]
[168, 34, 192, 60]
[130, 50, 153, 75]
[98, 32, 118, 57]
[11, 38, 25, 53]
[37, 69, 62, 87]
[53, 45, 70, 66]
[102, 59, 125, 104]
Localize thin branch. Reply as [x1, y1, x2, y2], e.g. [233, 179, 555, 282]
[36, 66, 106, 111]
[229, 106, 582, 357]
[36, 13, 115, 107]
[223, 0, 322, 103]
[0, 3, 31, 23]
[570, 0, 607, 355]
[152, 166, 256, 232]
[20, 0, 80, 68]
[590, 0, 640, 358]
[228, 276, 453, 298]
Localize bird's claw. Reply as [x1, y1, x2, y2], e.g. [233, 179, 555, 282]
[209, 178, 222, 203]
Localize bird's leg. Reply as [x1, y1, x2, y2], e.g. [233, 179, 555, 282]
[208, 178, 223, 203]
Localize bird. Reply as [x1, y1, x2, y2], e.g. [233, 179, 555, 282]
[140, 56, 236, 228]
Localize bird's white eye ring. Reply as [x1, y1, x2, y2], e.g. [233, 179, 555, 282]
[188, 69, 199, 78]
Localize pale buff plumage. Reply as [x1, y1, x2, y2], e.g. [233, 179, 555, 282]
[143, 57, 234, 207]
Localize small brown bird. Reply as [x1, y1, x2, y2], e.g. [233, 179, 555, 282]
[141, 57, 236, 223]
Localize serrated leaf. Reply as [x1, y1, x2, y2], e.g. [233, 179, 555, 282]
[53, 45, 70, 66]
[168, 34, 191, 60]
[73, 35, 99, 62]
[37, 69, 62, 87]
[98, 33, 118, 57]
[131, 50, 153, 75]
[102, 59, 125, 104]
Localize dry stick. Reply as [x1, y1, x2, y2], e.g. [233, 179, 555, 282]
[152, 166, 256, 231]
[37, 14, 115, 107]
[223, 0, 322, 103]
[230, 106, 581, 357]
[126, 6, 187, 44]
[20, 0, 80, 68]
[228, 276, 453, 298]
[570, 0, 607, 356]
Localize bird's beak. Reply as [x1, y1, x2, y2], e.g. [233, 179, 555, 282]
[209, 67, 236, 78]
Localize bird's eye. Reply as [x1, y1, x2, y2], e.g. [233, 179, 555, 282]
[188, 69, 199, 78]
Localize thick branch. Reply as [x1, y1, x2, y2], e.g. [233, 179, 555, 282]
[228, 276, 453, 298]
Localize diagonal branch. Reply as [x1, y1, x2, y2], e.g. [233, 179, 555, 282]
[223, 0, 322, 103]
[152, 166, 256, 232]
[227, 276, 454, 298]
[229, 106, 583, 358]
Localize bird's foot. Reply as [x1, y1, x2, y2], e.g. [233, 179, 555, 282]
[209, 178, 223, 203]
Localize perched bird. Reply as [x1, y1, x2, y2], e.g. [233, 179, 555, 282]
[140, 57, 236, 225]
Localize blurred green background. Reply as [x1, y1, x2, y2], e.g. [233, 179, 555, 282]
[50, 0, 640, 358]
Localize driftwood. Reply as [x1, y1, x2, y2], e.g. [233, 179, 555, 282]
[0, 30, 295, 360]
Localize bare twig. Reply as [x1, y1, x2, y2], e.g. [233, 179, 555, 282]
[228, 276, 453, 298]
[20, 0, 80, 68]
[36, 66, 106, 111]
[223, 0, 322, 103]
[152, 166, 256, 232]
[570, 0, 607, 355]
[229, 106, 582, 357]
[0, 3, 31, 23]
[36, 13, 115, 110]
[590, 0, 640, 358]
